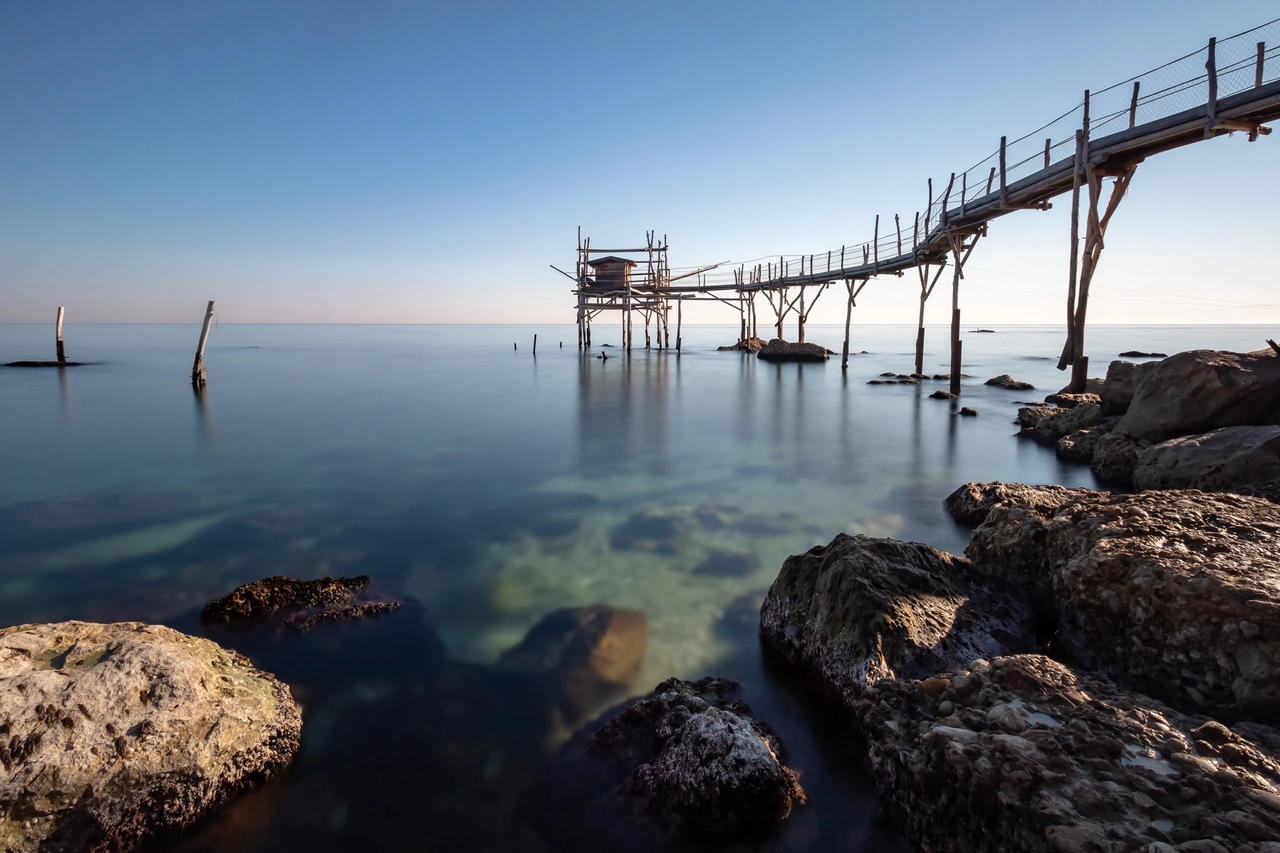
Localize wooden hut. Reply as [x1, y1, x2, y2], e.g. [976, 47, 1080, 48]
[587, 256, 637, 291]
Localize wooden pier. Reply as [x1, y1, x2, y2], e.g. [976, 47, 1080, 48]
[562, 20, 1279, 393]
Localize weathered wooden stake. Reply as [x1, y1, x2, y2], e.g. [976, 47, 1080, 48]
[676, 296, 683, 352]
[1258, 42, 1267, 89]
[1206, 37, 1218, 131]
[192, 300, 215, 388]
[842, 280, 853, 370]
[1129, 81, 1140, 128]
[55, 306, 66, 363]
[1044, 138, 1051, 168]
[999, 136, 1008, 210]
[533, 334, 537, 355]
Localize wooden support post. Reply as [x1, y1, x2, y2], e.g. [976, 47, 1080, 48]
[873, 215, 879, 272]
[533, 334, 538, 355]
[1206, 37, 1218, 132]
[1059, 129, 1084, 371]
[842, 280, 853, 370]
[676, 297, 682, 352]
[1044, 138, 1051, 168]
[950, 307, 962, 396]
[798, 287, 806, 343]
[1258, 42, 1267, 89]
[895, 214, 902, 256]
[999, 136, 1007, 210]
[55, 306, 66, 363]
[192, 300, 215, 388]
[1129, 80, 1140, 129]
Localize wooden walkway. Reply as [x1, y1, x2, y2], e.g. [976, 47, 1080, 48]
[569, 20, 1280, 394]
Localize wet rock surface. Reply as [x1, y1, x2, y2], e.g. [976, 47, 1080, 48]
[972, 490, 1280, 722]
[759, 534, 1035, 712]
[540, 677, 805, 851]
[1019, 402, 1105, 445]
[1116, 349, 1280, 442]
[986, 374, 1036, 391]
[856, 654, 1280, 853]
[716, 337, 767, 353]
[0, 621, 300, 853]
[1056, 424, 1113, 463]
[755, 339, 830, 362]
[1133, 425, 1280, 493]
[944, 481, 1097, 528]
[200, 575, 400, 631]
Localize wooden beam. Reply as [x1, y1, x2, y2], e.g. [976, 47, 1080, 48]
[1206, 38, 1218, 132]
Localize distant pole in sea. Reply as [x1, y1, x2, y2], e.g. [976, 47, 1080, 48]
[533, 334, 537, 355]
[191, 300, 215, 388]
[55, 307, 66, 364]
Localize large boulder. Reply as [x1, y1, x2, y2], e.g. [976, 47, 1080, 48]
[1100, 359, 1139, 415]
[1090, 430, 1151, 486]
[0, 621, 300, 852]
[856, 654, 1280, 853]
[1115, 349, 1280, 442]
[541, 677, 805, 851]
[756, 340, 829, 362]
[759, 534, 1036, 713]
[1133, 425, 1280, 493]
[970, 490, 1280, 722]
[944, 482, 1096, 528]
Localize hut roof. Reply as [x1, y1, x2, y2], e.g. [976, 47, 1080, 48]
[587, 256, 639, 268]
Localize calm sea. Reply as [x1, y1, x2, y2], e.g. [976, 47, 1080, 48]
[0, 322, 1270, 852]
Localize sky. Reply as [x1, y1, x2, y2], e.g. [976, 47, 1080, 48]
[1, 1, 1278, 326]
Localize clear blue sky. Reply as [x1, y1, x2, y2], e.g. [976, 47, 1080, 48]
[2, 1, 1277, 325]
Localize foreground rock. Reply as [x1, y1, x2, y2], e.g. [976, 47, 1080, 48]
[944, 481, 1096, 527]
[759, 534, 1035, 712]
[1132, 425, 1280, 493]
[541, 677, 805, 851]
[0, 621, 300, 852]
[1055, 424, 1112, 463]
[497, 605, 647, 720]
[756, 339, 829, 363]
[857, 654, 1280, 853]
[1116, 349, 1280, 441]
[201, 575, 400, 631]
[1017, 402, 1105, 444]
[986, 374, 1035, 391]
[970, 490, 1280, 722]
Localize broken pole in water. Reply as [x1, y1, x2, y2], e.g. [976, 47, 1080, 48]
[55, 306, 66, 364]
[191, 300, 215, 388]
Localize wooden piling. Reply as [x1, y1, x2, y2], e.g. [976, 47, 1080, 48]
[999, 136, 1007, 210]
[55, 306, 66, 364]
[191, 300, 215, 388]
[533, 334, 537, 355]
[841, 281, 853, 370]
[676, 296, 682, 352]
[1129, 81, 1140, 128]
[1206, 38, 1218, 129]
[950, 308, 962, 396]
[1258, 42, 1266, 89]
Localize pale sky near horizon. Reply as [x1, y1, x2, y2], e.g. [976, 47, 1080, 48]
[2, 1, 1278, 327]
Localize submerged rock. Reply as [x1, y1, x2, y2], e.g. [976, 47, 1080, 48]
[497, 605, 647, 719]
[970, 490, 1280, 722]
[1133, 425, 1280, 493]
[759, 534, 1035, 713]
[541, 677, 805, 851]
[201, 575, 400, 631]
[1116, 349, 1280, 442]
[756, 340, 829, 363]
[0, 621, 300, 853]
[944, 481, 1095, 528]
[856, 654, 1280, 853]
[985, 374, 1035, 391]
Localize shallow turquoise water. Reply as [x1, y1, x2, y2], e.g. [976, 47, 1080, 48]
[0, 322, 1268, 851]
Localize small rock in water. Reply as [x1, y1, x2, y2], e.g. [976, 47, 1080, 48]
[985, 374, 1035, 391]
[201, 575, 401, 631]
[539, 677, 805, 851]
[1118, 350, 1167, 358]
[929, 390, 957, 400]
[756, 339, 829, 362]
[959, 407, 979, 417]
